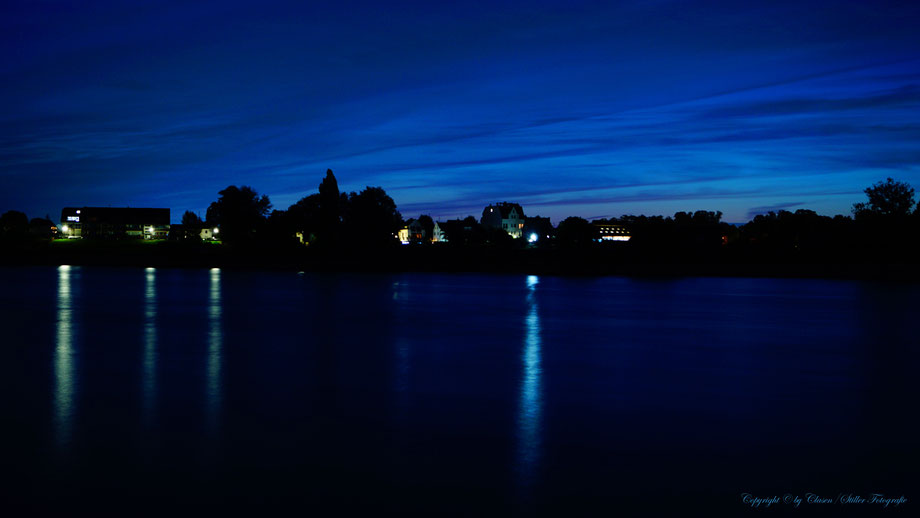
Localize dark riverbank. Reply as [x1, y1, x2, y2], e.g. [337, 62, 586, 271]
[2, 239, 918, 280]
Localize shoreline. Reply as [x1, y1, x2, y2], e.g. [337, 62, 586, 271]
[2, 241, 918, 281]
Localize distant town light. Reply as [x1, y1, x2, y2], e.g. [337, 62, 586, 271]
[528, 233, 538, 243]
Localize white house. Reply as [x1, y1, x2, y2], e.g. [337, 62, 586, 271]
[481, 202, 526, 239]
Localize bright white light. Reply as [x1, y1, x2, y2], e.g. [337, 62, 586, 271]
[55, 264, 74, 447]
[61, 225, 69, 232]
[143, 267, 157, 427]
[207, 266, 222, 433]
[213, 227, 219, 234]
[517, 274, 542, 490]
[528, 233, 538, 243]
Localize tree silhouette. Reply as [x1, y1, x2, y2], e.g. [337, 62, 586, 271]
[673, 210, 726, 249]
[287, 193, 321, 244]
[317, 169, 342, 246]
[263, 208, 301, 247]
[439, 217, 482, 246]
[182, 210, 202, 227]
[0, 210, 29, 239]
[181, 210, 203, 241]
[741, 209, 851, 256]
[28, 217, 55, 239]
[206, 185, 272, 244]
[343, 186, 402, 247]
[556, 216, 597, 248]
[853, 178, 916, 219]
[416, 214, 434, 243]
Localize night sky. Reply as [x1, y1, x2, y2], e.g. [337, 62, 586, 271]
[2, 0, 919, 224]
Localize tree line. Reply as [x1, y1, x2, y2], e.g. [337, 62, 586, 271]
[2, 174, 919, 261]
[168, 173, 920, 259]
[176, 169, 403, 249]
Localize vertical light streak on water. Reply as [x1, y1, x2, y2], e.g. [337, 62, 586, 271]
[516, 275, 543, 495]
[392, 282, 411, 417]
[54, 265, 76, 448]
[142, 267, 157, 428]
[206, 268, 223, 433]
[395, 338, 410, 396]
[388, 280, 413, 477]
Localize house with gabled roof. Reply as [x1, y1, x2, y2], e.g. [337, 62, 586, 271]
[481, 202, 526, 239]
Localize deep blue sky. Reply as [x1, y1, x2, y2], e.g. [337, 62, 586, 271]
[2, 0, 919, 224]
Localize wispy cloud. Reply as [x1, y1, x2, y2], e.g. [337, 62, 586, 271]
[2, 1, 919, 222]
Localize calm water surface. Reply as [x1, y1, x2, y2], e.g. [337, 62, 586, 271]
[1, 266, 917, 515]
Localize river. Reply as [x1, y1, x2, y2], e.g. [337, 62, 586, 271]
[1, 266, 916, 515]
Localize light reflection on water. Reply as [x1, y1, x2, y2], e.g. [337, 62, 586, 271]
[393, 282, 411, 394]
[7, 267, 913, 514]
[206, 268, 223, 432]
[54, 265, 76, 448]
[393, 281, 411, 424]
[143, 267, 157, 427]
[516, 274, 543, 494]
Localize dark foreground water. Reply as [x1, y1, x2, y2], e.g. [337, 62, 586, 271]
[1, 266, 917, 516]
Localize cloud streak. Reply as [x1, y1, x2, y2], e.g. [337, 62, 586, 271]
[1, 1, 919, 223]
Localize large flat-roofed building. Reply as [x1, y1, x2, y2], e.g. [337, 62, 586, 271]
[594, 223, 631, 241]
[60, 207, 170, 240]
